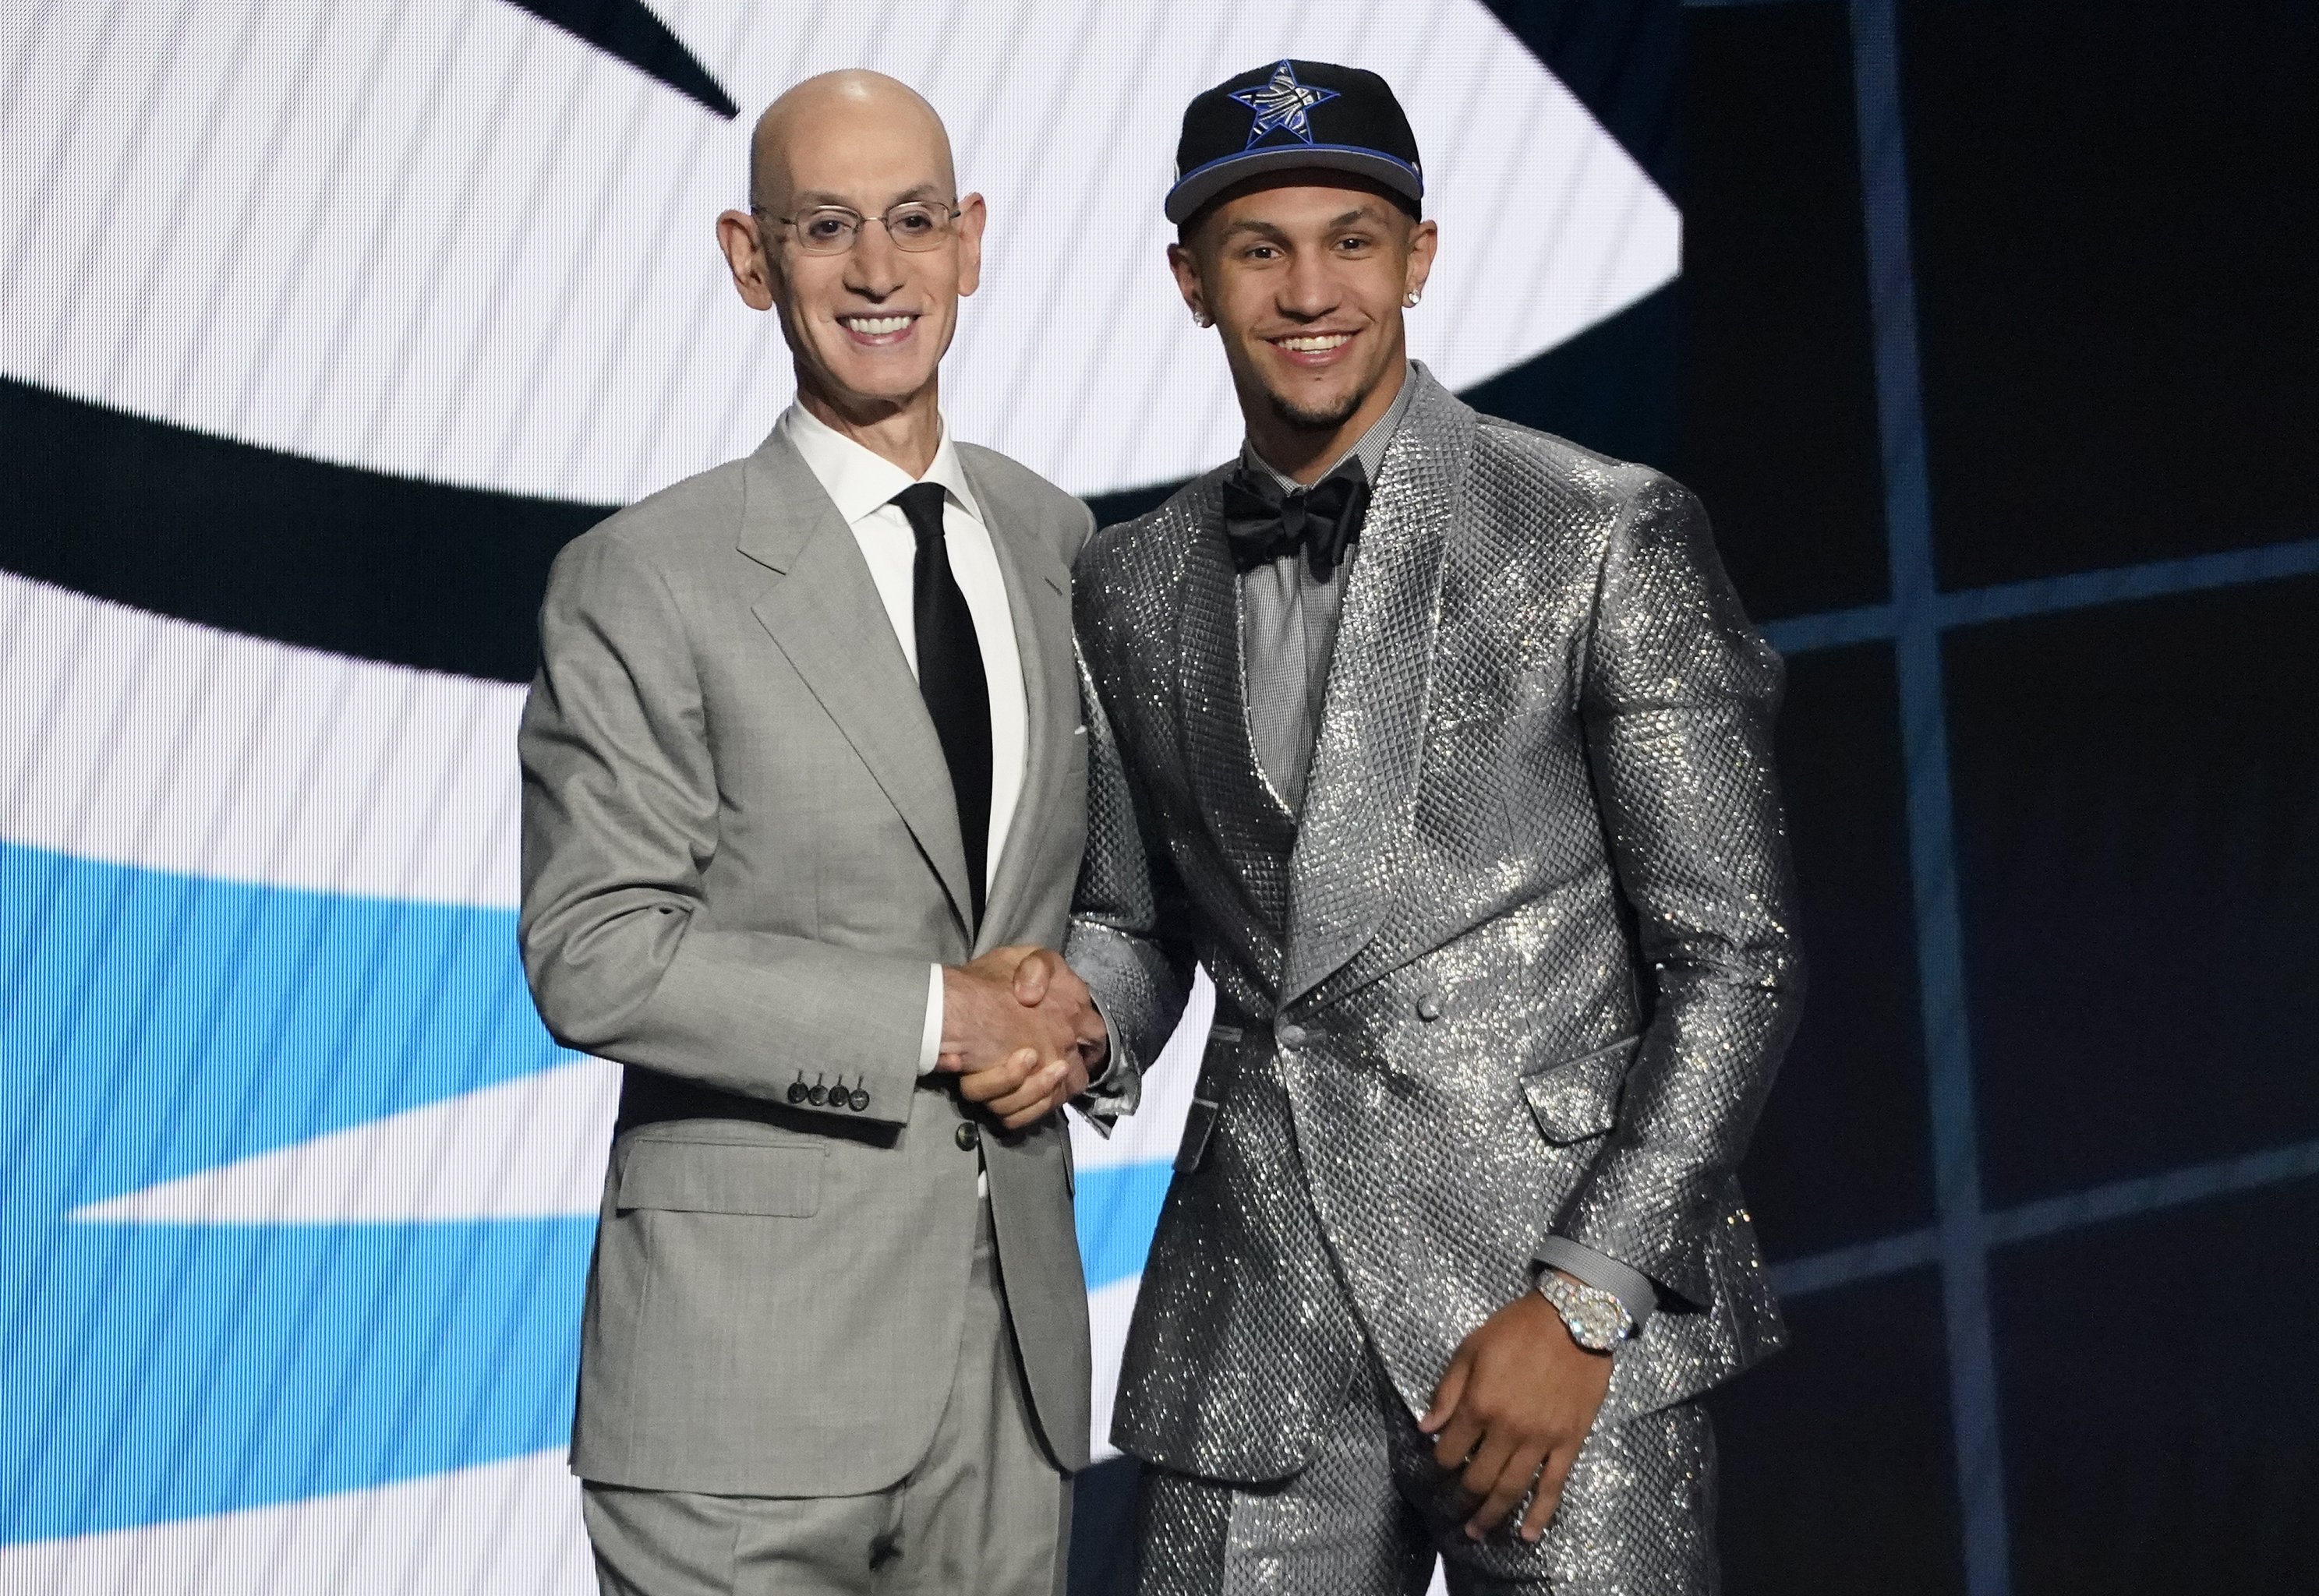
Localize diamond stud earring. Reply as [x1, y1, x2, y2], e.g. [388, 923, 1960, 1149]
[1403, 291, 1423, 309]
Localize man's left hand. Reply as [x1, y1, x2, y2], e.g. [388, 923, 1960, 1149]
[1418, 1283, 1614, 1543]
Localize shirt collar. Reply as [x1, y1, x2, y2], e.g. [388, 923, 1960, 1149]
[779, 401, 985, 528]
[1242, 361, 1419, 493]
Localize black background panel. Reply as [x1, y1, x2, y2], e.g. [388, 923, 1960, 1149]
[1714, 1272, 1964, 1595]
[1948, 578, 2319, 1206]
[1678, 0, 1889, 622]
[1995, 1185, 2319, 1595]
[1743, 643, 1932, 1257]
[1904, 0, 2319, 589]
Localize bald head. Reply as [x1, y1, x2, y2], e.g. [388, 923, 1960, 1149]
[716, 70, 985, 464]
[748, 70, 955, 217]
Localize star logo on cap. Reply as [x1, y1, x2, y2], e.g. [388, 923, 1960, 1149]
[1229, 60, 1340, 147]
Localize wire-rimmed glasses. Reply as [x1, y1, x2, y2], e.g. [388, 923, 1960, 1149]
[754, 200, 961, 255]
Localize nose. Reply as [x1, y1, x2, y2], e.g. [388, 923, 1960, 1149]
[845, 222, 907, 298]
[1277, 248, 1339, 320]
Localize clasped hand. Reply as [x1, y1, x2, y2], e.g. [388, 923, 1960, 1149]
[936, 945, 1108, 1129]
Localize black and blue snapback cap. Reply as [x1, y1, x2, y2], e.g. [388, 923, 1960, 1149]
[1165, 59, 1423, 225]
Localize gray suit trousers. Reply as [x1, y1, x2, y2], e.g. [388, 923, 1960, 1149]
[582, 1201, 1070, 1596]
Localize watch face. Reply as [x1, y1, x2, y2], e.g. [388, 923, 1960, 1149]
[1573, 1300, 1622, 1348]
[1544, 1276, 1627, 1349]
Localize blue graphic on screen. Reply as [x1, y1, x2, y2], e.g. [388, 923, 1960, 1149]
[0, 841, 1174, 1541]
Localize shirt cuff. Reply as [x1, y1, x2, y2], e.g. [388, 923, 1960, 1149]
[1534, 1236, 1660, 1333]
[919, 963, 945, 1075]
[1069, 990, 1140, 1133]
[1083, 991, 1117, 1087]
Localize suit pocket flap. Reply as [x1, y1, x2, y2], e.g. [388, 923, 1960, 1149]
[1522, 1036, 1640, 1145]
[617, 1138, 823, 1217]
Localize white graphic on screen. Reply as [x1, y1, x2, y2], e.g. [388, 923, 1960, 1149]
[4, 0, 1677, 506]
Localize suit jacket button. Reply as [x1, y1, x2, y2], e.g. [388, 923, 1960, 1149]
[808, 1084, 828, 1106]
[787, 1081, 808, 1104]
[1416, 994, 1442, 1022]
[850, 1088, 871, 1112]
[1276, 1023, 1307, 1050]
[955, 1121, 981, 1151]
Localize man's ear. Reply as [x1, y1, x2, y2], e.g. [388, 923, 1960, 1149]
[955, 192, 988, 298]
[1403, 217, 1440, 303]
[716, 209, 776, 312]
[1167, 241, 1209, 326]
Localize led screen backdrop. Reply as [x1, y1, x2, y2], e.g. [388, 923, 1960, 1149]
[0, 2, 1677, 1591]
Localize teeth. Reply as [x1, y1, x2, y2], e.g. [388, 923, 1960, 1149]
[844, 316, 913, 335]
[1278, 334, 1352, 352]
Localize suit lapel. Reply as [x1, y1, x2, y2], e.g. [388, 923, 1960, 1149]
[1280, 373, 1469, 1007]
[1175, 475, 1300, 957]
[738, 431, 974, 932]
[960, 451, 1074, 953]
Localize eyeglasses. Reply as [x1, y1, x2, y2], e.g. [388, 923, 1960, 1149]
[755, 200, 960, 256]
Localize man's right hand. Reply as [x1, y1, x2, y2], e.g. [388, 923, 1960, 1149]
[939, 947, 1088, 1129]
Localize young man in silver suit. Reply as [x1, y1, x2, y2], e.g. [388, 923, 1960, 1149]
[1056, 61, 1805, 1592]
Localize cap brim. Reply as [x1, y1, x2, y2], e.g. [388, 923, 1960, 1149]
[1164, 145, 1422, 224]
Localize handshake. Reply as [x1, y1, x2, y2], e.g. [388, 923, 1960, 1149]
[936, 947, 1109, 1130]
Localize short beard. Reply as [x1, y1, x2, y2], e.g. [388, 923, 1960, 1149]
[1264, 378, 1369, 436]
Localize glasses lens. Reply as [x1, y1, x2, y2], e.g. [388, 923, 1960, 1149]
[886, 203, 948, 250]
[796, 209, 857, 253]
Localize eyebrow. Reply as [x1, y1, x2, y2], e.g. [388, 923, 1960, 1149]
[1218, 218, 1290, 242]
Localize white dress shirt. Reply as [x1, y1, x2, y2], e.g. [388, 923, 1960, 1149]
[777, 403, 1027, 1073]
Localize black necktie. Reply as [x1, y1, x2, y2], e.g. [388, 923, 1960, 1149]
[1220, 454, 1371, 582]
[893, 482, 992, 930]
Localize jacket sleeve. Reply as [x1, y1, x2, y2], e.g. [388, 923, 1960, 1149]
[517, 531, 931, 1125]
[1063, 642, 1197, 1130]
[1547, 471, 1807, 1309]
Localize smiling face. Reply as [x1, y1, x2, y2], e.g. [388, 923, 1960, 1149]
[1171, 174, 1437, 475]
[718, 73, 985, 434]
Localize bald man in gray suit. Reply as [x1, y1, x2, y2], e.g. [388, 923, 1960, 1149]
[519, 73, 1119, 1596]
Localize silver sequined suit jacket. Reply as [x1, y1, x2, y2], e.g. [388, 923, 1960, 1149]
[1066, 368, 1805, 1484]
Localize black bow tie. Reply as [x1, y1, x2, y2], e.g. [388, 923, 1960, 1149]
[1221, 457, 1371, 583]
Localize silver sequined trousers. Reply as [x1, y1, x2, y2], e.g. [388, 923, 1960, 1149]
[1068, 365, 1802, 1506]
[1133, 1343, 1716, 1596]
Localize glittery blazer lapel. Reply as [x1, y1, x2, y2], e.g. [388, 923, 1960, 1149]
[1279, 373, 1469, 1008]
[1173, 475, 1299, 969]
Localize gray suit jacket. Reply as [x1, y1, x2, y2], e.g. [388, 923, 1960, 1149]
[1067, 369, 1805, 1481]
[519, 425, 1097, 1496]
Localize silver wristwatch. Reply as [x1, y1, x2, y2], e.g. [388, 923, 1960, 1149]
[1537, 1270, 1636, 1351]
